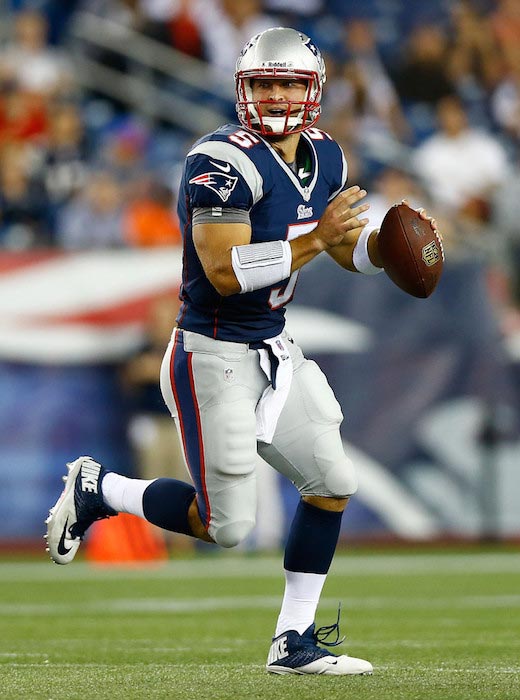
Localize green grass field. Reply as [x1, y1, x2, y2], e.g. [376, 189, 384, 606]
[1, 549, 519, 700]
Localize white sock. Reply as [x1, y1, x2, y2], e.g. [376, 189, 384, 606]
[102, 473, 156, 518]
[274, 569, 327, 637]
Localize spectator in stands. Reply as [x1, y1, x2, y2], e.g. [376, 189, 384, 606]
[411, 95, 510, 220]
[97, 120, 150, 188]
[56, 169, 126, 249]
[448, 1, 502, 101]
[490, 0, 520, 70]
[131, 0, 204, 60]
[195, 0, 277, 76]
[36, 101, 90, 232]
[0, 9, 74, 98]
[166, 0, 204, 58]
[124, 177, 182, 248]
[411, 94, 510, 264]
[0, 83, 48, 146]
[0, 143, 50, 249]
[392, 23, 455, 107]
[491, 55, 520, 145]
[320, 17, 410, 171]
[391, 22, 455, 141]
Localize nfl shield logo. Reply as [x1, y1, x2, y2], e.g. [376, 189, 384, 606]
[422, 241, 440, 267]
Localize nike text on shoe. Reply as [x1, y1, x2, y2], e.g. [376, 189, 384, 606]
[266, 623, 373, 676]
[44, 456, 116, 565]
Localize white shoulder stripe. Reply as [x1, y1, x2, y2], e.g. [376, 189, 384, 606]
[187, 141, 264, 205]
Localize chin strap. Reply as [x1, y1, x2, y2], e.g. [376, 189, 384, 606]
[314, 602, 346, 647]
[259, 115, 302, 134]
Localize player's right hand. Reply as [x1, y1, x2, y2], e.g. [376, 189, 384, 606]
[313, 186, 370, 250]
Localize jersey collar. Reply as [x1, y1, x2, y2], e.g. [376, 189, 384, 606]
[258, 131, 319, 202]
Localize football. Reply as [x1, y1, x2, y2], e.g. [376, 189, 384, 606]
[377, 203, 444, 298]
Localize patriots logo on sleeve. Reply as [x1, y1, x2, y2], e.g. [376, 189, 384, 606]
[189, 171, 239, 203]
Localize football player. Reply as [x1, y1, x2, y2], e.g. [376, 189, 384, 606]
[46, 27, 436, 675]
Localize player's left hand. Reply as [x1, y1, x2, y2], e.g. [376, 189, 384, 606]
[401, 199, 439, 237]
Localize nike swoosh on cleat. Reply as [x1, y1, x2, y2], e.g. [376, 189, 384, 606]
[210, 160, 231, 173]
[57, 516, 73, 555]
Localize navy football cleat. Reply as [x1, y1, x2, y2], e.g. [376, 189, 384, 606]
[266, 616, 373, 676]
[44, 456, 116, 565]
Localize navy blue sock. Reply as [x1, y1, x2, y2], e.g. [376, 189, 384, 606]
[142, 478, 196, 536]
[284, 499, 343, 574]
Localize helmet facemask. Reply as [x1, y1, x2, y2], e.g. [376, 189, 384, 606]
[236, 69, 322, 135]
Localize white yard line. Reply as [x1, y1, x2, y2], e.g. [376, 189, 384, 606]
[3, 551, 520, 582]
[3, 594, 520, 617]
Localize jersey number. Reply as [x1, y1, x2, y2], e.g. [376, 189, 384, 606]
[306, 127, 333, 141]
[229, 130, 260, 148]
[269, 221, 318, 309]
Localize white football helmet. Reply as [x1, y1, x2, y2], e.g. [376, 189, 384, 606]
[235, 27, 326, 136]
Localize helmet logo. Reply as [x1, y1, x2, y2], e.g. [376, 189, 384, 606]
[305, 38, 320, 59]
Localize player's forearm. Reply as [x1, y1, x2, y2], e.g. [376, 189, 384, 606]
[326, 228, 382, 271]
[367, 229, 383, 268]
[288, 230, 325, 272]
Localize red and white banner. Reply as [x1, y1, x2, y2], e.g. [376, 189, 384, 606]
[0, 249, 182, 364]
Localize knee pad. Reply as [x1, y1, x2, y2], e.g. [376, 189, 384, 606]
[323, 456, 358, 496]
[211, 518, 255, 548]
[314, 431, 358, 496]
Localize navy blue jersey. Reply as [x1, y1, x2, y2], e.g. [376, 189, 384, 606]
[177, 123, 347, 343]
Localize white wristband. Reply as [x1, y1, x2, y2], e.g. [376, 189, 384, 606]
[352, 228, 383, 275]
[231, 240, 292, 293]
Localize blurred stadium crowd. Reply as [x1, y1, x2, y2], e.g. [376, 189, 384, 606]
[1, 0, 520, 325]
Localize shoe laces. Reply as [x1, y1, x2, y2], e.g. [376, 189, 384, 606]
[314, 603, 346, 648]
[69, 509, 113, 540]
[70, 475, 116, 539]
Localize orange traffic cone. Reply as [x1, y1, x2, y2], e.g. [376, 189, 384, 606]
[86, 513, 168, 566]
